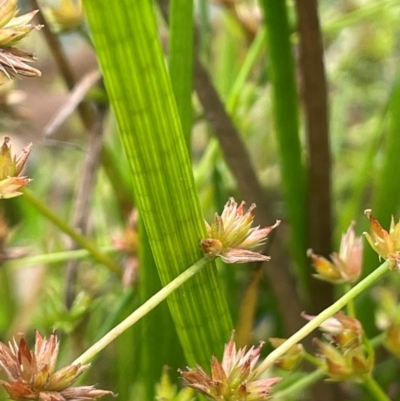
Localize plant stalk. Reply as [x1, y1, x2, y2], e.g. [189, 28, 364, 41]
[73, 256, 212, 365]
[22, 189, 121, 276]
[255, 260, 391, 375]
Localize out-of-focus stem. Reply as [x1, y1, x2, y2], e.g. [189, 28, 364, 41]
[363, 376, 391, 401]
[73, 256, 212, 365]
[21, 189, 121, 276]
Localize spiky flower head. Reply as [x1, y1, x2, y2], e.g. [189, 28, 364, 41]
[0, 331, 113, 401]
[308, 222, 363, 283]
[201, 198, 280, 263]
[364, 209, 400, 269]
[44, 0, 85, 33]
[0, 0, 42, 84]
[179, 332, 280, 401]
[0, 136, 32, 198]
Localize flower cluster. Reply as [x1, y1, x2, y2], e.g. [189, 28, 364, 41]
[179, 332, 280, 401]
[311, 313, 373, 382]
[0, 331, 113, 401]
[0, 136, 32, 198]
[201, 197, 280, 263]
[364, 209, 400, 269]
[0, 0, 42, 84]
[308, 222, 363, 283]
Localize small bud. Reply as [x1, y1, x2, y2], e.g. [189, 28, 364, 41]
[308, 222, 363, 283]
[269, 338, 304, 371]
[364, 209, 400, 269]
[44, 0, 85, 33]
[0, 137, 32, 199]
[201, 197, 280, 263]
[155, 366, 194, 401]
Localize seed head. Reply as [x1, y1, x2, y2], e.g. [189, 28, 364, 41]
[179, 332, 280, 401]
[0, 1, 42, 83]
[201, 198, 280, 263]
[0, 331, 113, 401]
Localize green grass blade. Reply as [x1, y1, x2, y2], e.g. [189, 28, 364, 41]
[259, 0, 309, 293]
[169, 0, 194, 148]
[83, 0, 232, 366]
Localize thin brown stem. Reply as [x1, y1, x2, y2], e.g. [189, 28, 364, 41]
[294, 0, 333, 312]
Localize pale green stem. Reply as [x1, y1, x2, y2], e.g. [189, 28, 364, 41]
[4, 247, 116, 269]
[272, 370, 324, 399]
[255, 260, 391, 376]
[73, 256, 212, 365]
[363, 375, 392, 401]
[22, 189, 121, 276]
[343, 283, 356, 317]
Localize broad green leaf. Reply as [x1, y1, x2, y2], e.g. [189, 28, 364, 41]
[82, 0, 232, 366]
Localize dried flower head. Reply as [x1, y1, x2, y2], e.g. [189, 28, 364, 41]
[308, 222, 363, 283]
[364, 209, 400, 269]
[0, 331, 113, 401]
[201, 198, 280, 263]
[268, 338, 304, 371]
[0, 136, 32, 198]
[179, 332, 280, 401]
[0, 1, 42, 83]
[44, 0, 85, 33]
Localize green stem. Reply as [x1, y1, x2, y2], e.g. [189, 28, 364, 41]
[4, 247, 116, 269]
[363, 375, 391, 401]
[273, 370, 325, 399]
[22, 189, 121, 276]
[72, 256, 212, 365]
[343, 283, 356, 317]
[255, 260, 391, 375]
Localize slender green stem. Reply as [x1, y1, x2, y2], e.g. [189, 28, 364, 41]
[343, 283, 356, 317]
[363, 375, 391, 401]
[72, 256, 212, 365]
[273, 370, 325, 399]
[4, 247, 116, 269]
[255, 260, 391, 375]
[21, 189, 121, 276]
